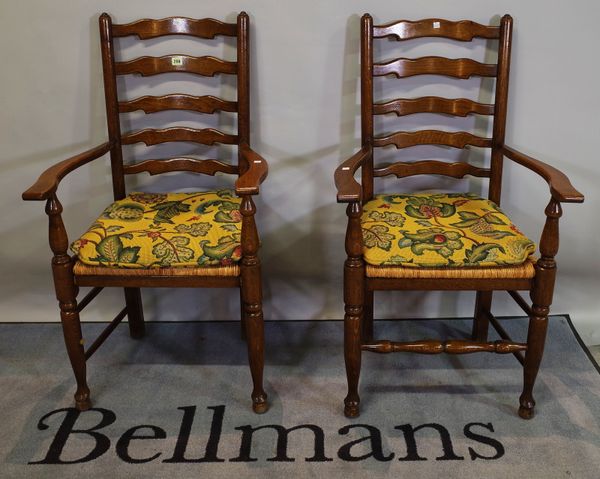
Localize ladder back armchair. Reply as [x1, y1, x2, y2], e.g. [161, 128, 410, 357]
[22, 12, 269, 414]
[334, 15, 584, 419]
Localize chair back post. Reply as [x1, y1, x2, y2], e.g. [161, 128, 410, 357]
[99, 13, 126, 200]
[360, 14, 374, 203]
[237, 12, 250, 175]
[489, 14, 513, 205]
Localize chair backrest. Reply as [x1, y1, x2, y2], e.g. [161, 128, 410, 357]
[99, 13, 250, 201]
[360, 15, 513, 205]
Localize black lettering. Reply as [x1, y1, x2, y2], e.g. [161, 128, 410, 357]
[395, 423, 464, 461]
[230, 424, 333, 462]
[163, 405, 225, 463]
[338, 424, 394, 461]
[29, 408, 115, 464]
[115, 425, 166, 463]
[464, 422, 505, 460]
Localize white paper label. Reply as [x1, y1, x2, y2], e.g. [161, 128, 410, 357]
[433, 21, 441, 29]
[171, 56, 184, 66]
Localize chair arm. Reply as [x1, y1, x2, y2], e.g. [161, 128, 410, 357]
[22, 141, 113, 201]
[502, 145, 584, 204]
[235, 143, 268, 195]
[334, 147, 371, 203]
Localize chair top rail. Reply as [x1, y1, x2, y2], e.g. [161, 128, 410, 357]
[112, 17, 237, 39]
[373, 18, 500, 41]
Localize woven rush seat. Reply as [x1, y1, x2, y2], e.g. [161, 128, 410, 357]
[361, 193, 536, 268]
[74, 261, 240, 277]
[366, 258, 536, 279]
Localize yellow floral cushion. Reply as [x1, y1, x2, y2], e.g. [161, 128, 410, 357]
[71, 190, 243, 268]
[361, 193, 535, 267]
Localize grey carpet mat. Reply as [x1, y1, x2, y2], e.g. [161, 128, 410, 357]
[1, 316, 599, 478]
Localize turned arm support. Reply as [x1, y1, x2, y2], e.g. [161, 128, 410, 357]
[235, 143, 268, 196]
[335, 147, 371, 203]
[22, 141, 113, 201]
[236, 144, 267, 256]
[501, 146, 583, 277]
[502, 145, 584, 204]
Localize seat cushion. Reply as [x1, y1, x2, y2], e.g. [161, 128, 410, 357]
[361, 193, 535, 267]
[71, 190, 243, 268]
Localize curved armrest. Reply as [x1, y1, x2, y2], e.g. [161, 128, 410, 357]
[502, 146, 584, 204]
[235, 143, 268, 195]
[22, 141, 113, 201]
[334, 147, 371, 203]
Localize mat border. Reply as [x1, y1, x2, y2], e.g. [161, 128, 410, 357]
[5, 314, 599, 375]
[563, 314, 600, 374]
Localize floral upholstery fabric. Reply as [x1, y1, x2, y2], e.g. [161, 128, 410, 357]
[71, 190, 243, 268]
[361, 193, 535, 267]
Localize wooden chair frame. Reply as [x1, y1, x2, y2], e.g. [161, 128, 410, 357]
[334, 15, 584, 419]
[23, 12, 269, 413]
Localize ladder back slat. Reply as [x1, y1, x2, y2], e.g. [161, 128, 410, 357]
[119, 94, 237, 114]
[121, 127, 238, 146]
[374, 160, 491, 179]
[123, 158, 238, 176]
[374, 97, 494, 117]
[373, 19, 500, 41]
[112, 17, 237, 39]
[373, 130, 492, 149]
[373, 57, 497, 79]
[115, 55, 237, 77]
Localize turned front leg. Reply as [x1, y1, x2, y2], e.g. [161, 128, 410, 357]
[47, 195, 90, 410]
[343, 202, 364, 417]
[519, 199, 560, 419]
[240, 196, 268, 414]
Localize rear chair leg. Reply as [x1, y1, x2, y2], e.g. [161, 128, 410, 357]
[472, 291, 492, 341]
[124, 287, 145, 339]
[362, 287, 373, 342]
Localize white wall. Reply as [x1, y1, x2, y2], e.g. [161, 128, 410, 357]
[1, 0, 599, 343]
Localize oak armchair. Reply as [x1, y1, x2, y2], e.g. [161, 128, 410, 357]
[23, 12, 269, 413]
[335, 15, 584, 419]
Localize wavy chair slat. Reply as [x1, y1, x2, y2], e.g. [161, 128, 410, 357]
[373, 57, 497, 79]
[121, 127, 238, 146]
[373, 160, 490, 178]
[374, 97, 494, 117]
[115, 55, 237, 77]
[112, 17, 237, 39]
[119, 94, 237, 114]
[373, 130, 492, 149]
[123, 158, 238, 176]
[373, 19, 500, 41]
